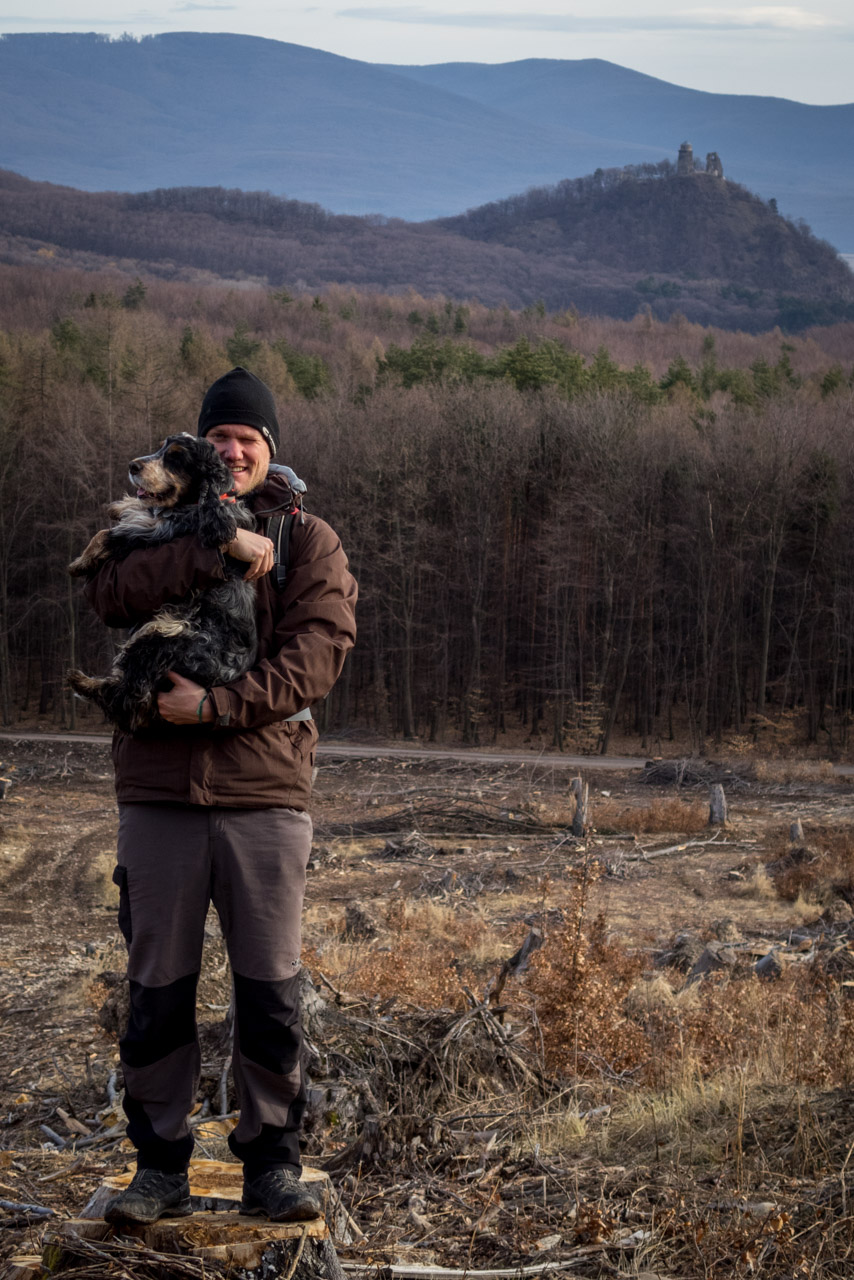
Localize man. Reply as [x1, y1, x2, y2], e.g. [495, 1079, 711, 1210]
[84, 367, 357, 1225]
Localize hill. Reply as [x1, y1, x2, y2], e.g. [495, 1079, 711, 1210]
[438, 161, 853, 325]
[0, 32, 851, 250]
[1, 165, 851, 332]
[389, 57, 854, 252]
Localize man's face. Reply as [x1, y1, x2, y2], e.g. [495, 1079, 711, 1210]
[205, 424, 270, 495]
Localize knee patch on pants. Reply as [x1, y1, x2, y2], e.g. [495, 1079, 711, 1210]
[233, 971, 302, 1074]
[122, 973, 199, 1069]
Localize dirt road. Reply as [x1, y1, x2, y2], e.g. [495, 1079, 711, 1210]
[3, 729, 854, 774]
[0, 729, 645, 770]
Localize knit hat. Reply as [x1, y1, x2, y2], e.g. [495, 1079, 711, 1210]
[197, 367, 279, 457]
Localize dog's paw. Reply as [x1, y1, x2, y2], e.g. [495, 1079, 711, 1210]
[68, 529, 111, 577]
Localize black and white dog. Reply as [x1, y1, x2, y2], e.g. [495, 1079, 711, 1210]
[67, 434, 257, 732]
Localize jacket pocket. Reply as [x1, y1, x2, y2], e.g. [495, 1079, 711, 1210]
[280, 720, 314, 805]
[112, 864, 133, 946]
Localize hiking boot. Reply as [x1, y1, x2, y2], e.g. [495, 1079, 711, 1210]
[104, 1167, 192, 1225]
[240, 1168, 322, 1222]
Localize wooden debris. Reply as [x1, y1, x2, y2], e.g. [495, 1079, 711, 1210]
[754, 949, 786, 979]
[687, 940, 738, 982]
[317, 801, 550, 839]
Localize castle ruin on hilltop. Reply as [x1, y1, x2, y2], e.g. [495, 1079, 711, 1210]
[677, 142, 724, 179]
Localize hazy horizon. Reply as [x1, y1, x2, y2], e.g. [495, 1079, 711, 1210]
[1, 2, 852, 106]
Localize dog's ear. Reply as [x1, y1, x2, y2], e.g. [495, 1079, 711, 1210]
[195, 437, 233, 489]
[196, 478, 218, 512]
[196, 479, 238, 550]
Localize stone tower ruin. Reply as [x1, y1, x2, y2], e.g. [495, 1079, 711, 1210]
[705, 152, 724, 178]
[677, 141, 694, 176]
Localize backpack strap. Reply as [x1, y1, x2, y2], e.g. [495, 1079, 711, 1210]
[267, 506, 314, 723]
[268, 508, 298, 591]
[261, 464, 307, 593]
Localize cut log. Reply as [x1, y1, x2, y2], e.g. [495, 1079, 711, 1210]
[708, 783, 728, 826]
[73, 1158, 358, 1275]
[5, 1259, 44, 1280]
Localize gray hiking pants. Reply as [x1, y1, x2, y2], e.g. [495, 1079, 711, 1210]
[113, 802, 312, 1176]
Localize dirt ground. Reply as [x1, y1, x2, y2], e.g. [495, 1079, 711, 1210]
[2, 737, 854, 1277]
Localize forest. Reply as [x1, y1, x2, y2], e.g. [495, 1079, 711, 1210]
[1, 259, 854, 756]
[2, 163, 852, 332]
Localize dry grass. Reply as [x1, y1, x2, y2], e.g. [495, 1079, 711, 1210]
[595, 795, 709, 835]
[603, 1066, 749, 1166]
[511, 1093, 591, 1158]
[624, 971, 702, 1017]
[753, 757, 837, 783]
[307, 895, 500, 1006]
[728, 864, 778, 901]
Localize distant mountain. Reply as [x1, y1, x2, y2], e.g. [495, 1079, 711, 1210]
[0, 33, 644, 220]
[1, 165, 851, 332]
[0, 32, 851, 251]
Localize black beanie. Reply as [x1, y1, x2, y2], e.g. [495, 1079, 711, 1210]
[197, 367, 279, 457]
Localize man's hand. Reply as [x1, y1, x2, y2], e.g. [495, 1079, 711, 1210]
[158, 671, 214, 725]
[226, 528, 275, 581]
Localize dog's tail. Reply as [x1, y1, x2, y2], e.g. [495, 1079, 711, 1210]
[66, 669, 104, 699]
[66, 669, 159, 734]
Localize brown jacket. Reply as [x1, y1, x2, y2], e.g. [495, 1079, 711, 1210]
[85, 473, 357, 810]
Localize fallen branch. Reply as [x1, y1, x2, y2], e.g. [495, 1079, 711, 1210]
[0, 1198, 55, 1216]
[340, 1253, 603, 1279]
[625, 832, 728, 862]
[39, 1123, 66, 1148]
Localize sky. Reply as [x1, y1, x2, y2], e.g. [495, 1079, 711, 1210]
[0, 1, 851, 105]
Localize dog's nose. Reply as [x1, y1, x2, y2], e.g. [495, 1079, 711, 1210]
[129, 459, 142, 477]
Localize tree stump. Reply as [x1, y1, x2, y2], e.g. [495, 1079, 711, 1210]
[5, 1261, 43, 1280]
[42, 1159, 354, 1279]
[708, 783, 728, 826]
[570, 775, 589, 837]
[790, 818, 804, 844]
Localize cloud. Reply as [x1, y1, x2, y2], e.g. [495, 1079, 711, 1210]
[0, 15, 132, 23]
[172, 2, 237, 8]
[338, 6, 837, 32]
